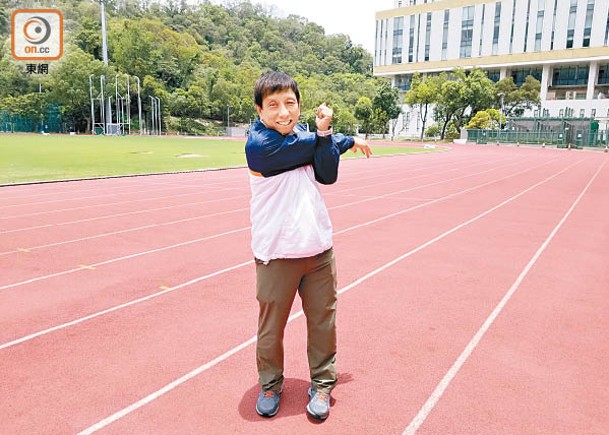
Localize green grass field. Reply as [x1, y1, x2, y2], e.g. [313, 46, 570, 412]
[0, 134, 434, 184]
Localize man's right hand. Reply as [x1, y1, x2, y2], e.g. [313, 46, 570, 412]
[351, 137, 372, 158]
[315, 103, 333, 132]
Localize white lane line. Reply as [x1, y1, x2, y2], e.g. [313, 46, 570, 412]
[0, 157, 572, 350]
[0, 227, 251, 292]
[0, 155, 477, 235]
[402, 158, 607, 435]
[0, 260, 253, 352]
[0, 156, 513, 254]
[0, 185, 245, 220]
[77, 156, 588, 435]
[1, 153, 474, 226]
[0, 176, 246, 207]
[0, 194, 250, 235]
[0, 157, 554, 291]
[0, 207, 250, 257]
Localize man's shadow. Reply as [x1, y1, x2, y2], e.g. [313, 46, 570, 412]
[238, 372, 354, 423]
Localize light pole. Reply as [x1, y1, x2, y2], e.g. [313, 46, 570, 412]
[100, 75, 106, 134]
[149, 96, 156, 135]
[498, 92, 505, 129]
[156, 97, 162, 135]
[89, 74, 95, 134]
[99, 0, 111, 133]
[135, 76, 142, 135]
[227, 105, 231, 134]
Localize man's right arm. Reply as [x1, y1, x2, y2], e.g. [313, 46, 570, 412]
[245, 122, 318, 177]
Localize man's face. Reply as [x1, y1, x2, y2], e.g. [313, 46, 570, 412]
[256, 89, 301, 136]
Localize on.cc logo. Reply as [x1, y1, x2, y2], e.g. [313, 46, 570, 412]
[22, 16, 52, 45]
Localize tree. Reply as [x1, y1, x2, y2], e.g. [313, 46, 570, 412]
[405, 73, 442, 140]
[433, 73, 462, 139]
[466, 109, 501, 129]
[354, 96, 373, 138]
[496, 75, 541, 117]
[46, 46, 110, 133]
[373, 80, 401, 138]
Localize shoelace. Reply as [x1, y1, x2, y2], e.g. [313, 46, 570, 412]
[314, 391, 329, 402]
[263, 391, 277, 399]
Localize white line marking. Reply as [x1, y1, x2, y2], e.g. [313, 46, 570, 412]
[0, 158, 512, 254]
[1, 154, 477, 233]
[402, 159, 607, 435]
[0, 227, 250, 292]
[0, 157, 554, 291]
[0, 207, 250, 257]
[0, 260, 253, 352]
[0, 187, 245, 220]
[0, 194, 249, 235]
[76, 157, 588, 434]
[0, 157, 573, 352]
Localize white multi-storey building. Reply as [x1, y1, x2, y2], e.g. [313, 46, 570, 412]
[374, 0, 609, 137]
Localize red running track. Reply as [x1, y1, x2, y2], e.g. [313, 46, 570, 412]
[1, 144, 607, 434]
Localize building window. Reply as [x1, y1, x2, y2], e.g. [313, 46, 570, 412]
[566, 0, 578, 49]
[442, 9, 450, 60]
[492, 2, 501, 55]
[395, 74, 412, 91]
[559, 109, 565, 117]
[552, 66, 589, 86]
[509, 0, 517, 53]
[598, 64, 609, 85]
[487, 70, 501, 82]
[424, 13, 431, 61]
[580, 109, 586, 118]
[591, 109, 596, 118]
[605, 5, 609, 45]
[550, 0, 558, 50]
[392, 17, 404, 64]
[523, 0, 532, 52]
[534, 0, 544, 51]
[408, 15, 415, 62]
[511, 68, 542, 86]
[583, 0, 594, 47]
[460, 6, 474, 58]
[479, 4, 486, 56]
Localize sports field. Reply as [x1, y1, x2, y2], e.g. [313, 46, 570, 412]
[1, 142, 607, 433]
[0, 134, 431, 185]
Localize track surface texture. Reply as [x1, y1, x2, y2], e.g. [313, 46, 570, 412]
[1, 144, 607, 434]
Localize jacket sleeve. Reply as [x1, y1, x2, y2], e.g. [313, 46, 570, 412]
[245, 121, 355, 182]
[245, 124, 318, 177]
[313, 134, 355, 185]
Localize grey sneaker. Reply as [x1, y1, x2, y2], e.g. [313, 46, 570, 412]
[256, 390, 281, 417]
[306, 386, 330, 420]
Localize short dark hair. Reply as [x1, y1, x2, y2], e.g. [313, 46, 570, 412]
[254, 71, 300, 108]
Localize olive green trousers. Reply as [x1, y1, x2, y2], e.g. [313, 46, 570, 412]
[255, 248, 337, 394]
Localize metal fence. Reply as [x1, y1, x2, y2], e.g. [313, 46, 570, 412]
[467, 129, 609, 148]
[0, 105, 63, 134]
[467, 120, 609, 149]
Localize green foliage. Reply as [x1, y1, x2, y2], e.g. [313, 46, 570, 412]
[496, 75, 541, 117]
[0, 0, 380, 134]
[424, 123, 441, 138]
[405, 73, 443, 139]
[466, 109, 502, 129]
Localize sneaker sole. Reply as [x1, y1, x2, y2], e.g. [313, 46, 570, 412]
[256, 404, 279, 418]
[306, 403, 328, 420]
